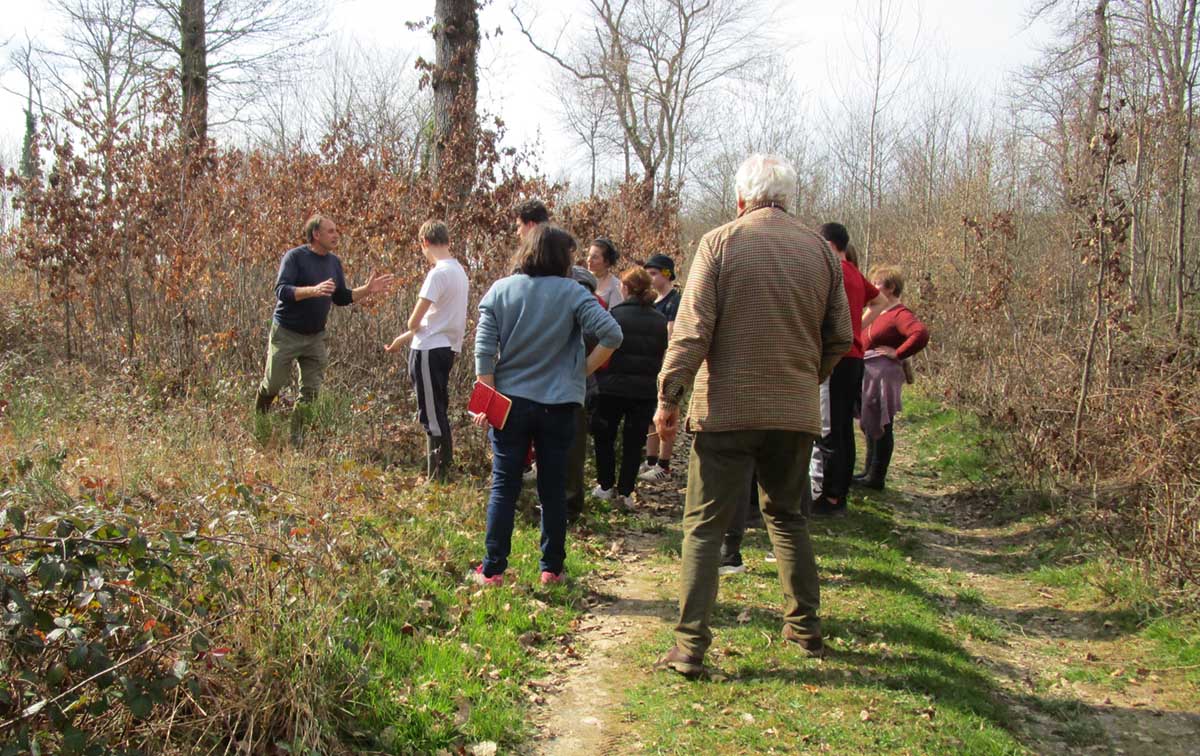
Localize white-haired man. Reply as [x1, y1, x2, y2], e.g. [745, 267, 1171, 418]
[653, 154, 852, 677]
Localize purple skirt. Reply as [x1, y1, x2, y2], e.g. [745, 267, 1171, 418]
[860, 352, 905, 440]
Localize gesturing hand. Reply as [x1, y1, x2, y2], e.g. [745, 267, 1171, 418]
[313, 278, 336, 297]
[365, 271, 395, 296]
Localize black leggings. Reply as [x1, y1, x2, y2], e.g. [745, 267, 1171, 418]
[590, 394, 655, 495]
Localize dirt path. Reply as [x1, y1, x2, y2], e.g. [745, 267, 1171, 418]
[530, 520, 679, 754]
[525, 435, 1199, 755]
[894, 486, 1200, 755]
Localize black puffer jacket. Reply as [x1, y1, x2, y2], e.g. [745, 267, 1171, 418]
[596, 300, 668, 399]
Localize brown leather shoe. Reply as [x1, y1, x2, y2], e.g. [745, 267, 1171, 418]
[653, 646, 706, 679]
[783, 625, 825, 658]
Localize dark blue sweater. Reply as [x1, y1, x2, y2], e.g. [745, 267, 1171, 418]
[272, 245, 353, 334]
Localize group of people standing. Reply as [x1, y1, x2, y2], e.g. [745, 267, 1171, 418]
[252, 152, 929, 678]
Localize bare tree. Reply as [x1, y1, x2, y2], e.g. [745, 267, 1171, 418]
[557, 75, 620, 196]
[130, 0, 325, 149]
[825, 0, 921, 268]
[514, 0, 778, 204]
[6, 36, 62, 150]
[43, 0, 162, 190]
[1139, 0, 1200, 337]
[686, 58, 815, 224]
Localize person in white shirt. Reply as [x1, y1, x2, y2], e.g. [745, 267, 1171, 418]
[386, 220, 470, 481]
[587, 237, 624, 308]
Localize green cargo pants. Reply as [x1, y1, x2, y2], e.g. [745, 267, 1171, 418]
[257, 322, 329, 405]
[675, 429, 822, 658]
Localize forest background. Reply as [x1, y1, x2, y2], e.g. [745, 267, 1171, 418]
[2, 0, 1197, 597]
[0, 0, 1198, 749]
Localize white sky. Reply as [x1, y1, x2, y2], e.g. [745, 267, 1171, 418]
[0, 0, 1054, 184]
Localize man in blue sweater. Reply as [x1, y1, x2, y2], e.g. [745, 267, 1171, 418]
[255, 214, 393, 413]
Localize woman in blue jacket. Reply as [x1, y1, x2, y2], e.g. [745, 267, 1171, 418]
[471, 224, 623, 586]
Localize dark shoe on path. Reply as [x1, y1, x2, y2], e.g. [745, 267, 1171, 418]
[654, 646, 707, 679]
[782, 625, 825, 658]
[859, 466, 887, 490]
[812, 495, 848, 517]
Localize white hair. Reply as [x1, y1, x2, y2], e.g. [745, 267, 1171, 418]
[734, 154, 797, 208]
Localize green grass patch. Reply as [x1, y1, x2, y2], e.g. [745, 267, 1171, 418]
[1143, 617, 1200, 682]
[290, 480, 606, 753]
[952, 613, 1008, 643]
[620, 496, 1030, 755]
[902, 392, 1000, 485]
[955, 587, 985, 606]
[1036, 699, 1107, 746]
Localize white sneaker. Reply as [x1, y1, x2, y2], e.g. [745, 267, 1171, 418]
[591, 485, 614, 501]
[637, 460, 654, 474]
[719, 563, 747, 576]
[764, 552, 777, 564]
[614, 494, 634, 511]
[638, 465, 670, 482]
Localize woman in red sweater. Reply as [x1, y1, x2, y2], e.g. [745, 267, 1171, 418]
[857, 265, 930, 489]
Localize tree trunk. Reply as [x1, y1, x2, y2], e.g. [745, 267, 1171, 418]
[180, 0, 208, 150]
[624, 134, 631, 182]
[590, 143, 597, 198]
[1083, 1, 1110, 140]
[1129, 123, 1145, 308]
[431, 0, 479, 206]
[1073, 208, 1108, 462]
[124, 272, 136, 359]
[1174, 87, 1193, 338]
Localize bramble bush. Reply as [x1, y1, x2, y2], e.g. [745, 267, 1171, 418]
[0, 487, 240, 754]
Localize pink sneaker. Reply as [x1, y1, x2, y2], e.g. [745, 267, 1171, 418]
[470, 564, 504, 587]
[540, 570, 565, 585]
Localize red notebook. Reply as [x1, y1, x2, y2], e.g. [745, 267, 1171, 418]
[467, 380, 512, 430]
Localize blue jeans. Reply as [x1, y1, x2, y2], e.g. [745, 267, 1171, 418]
[483, 396, 577, 577]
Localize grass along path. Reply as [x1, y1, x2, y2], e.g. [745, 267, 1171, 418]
[892, 395, 1200, 754]
[529, 394, 1200, 755]
[4, 336, 1196, 753]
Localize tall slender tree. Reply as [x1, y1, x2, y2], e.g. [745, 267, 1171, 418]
[430, 0, 480, 206]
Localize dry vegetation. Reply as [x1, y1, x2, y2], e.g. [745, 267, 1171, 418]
[2, 0, 1199, 751]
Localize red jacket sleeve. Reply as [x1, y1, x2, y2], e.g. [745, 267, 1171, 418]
[894, 307, 930, 360]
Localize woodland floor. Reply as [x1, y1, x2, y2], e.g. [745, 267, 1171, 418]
[523, 395, 1200, 755]
[3, 327, 1197, 755]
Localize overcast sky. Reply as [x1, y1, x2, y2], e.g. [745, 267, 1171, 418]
[0, 0, 1053, 183]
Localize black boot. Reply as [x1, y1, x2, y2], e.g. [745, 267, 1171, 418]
[254, 390, 276, 414]
[852, 435, 875, 486]
[861, 424, 893, 490]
